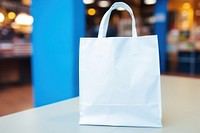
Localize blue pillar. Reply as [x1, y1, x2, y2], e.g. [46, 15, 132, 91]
[154, 0, 168, 72]
[31, 0, 85, 107]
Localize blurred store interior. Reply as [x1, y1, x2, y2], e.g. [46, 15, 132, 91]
[0, 0, 200, 116]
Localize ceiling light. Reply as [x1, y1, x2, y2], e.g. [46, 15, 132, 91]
[15, 13, 34, 25]
[8, 12, 16, 19]
[0, 12, 5, 23]
[144, 0, 157, 5]
[83, 0, 94, 4]
[98, 0, 110, 8]
[116, 7, 125, 11]
[88, 8, 96, 16]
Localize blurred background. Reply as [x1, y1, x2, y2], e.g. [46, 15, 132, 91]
[0, 0, 200, 116]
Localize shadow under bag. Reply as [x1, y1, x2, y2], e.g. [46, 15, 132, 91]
[79, 2, 162, 127]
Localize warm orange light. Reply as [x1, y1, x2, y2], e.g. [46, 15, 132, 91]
[195, 10, 200, 16]
[22, 0, 31, 6]
[88, 8, 96, 16]
[179, 2, 193, 30]
[0, 12, 5, 23]
[8, 12, 16, 19]
[182, 3, 191, 9]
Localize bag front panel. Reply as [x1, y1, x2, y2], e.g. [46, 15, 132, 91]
[79, 36, 162, 127]
[80, 37, 160, 105]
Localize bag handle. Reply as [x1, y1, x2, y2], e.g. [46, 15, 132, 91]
[98, 2, 137, 38]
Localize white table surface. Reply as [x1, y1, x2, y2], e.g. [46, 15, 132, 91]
[0, 75, 200, 133]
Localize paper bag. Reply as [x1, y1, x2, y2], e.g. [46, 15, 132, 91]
[79, 2, 162, 127]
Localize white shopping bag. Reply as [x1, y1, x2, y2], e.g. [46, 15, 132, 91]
[79, 2, 162, 127]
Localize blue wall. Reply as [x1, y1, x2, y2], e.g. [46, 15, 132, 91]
[154, 0, 168, 72]
[31, 0, 85, 107]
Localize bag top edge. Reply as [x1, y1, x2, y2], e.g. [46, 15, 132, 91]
[80, 35, 158, 40]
